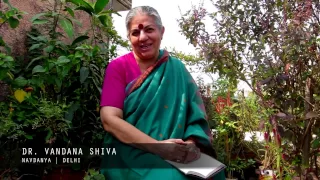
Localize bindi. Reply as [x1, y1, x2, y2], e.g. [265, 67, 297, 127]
[138, 24, 144, 30]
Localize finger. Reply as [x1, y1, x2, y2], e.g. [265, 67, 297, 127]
[195, 148, 201, 159]
[184, 147, 200, 163]
[171, 152, 186, 163]
[175, 143, 189, 152]
[182, 152, 192, 163]
[173, 139, 187, 144]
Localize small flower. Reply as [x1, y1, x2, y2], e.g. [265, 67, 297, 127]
[264, 132, 269, 142]
[276, 133, 281, 146]
[282, 154, 289, 161]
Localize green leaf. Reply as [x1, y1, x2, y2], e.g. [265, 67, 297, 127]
[0, 37, 5, 47]
[59, 18, 74, 39]
[57, 56, 70, 64]
[32, 19, 49, 25]
[100, 10, 120, 16]
[8, 17, 19, 28]
[31, 13, 47, 22]
[312, 139, 320, 148]
[44, 45, 54, 53]
[26, 56, 44, 69]
[32, 65, 46, 74]
[55, 77, 62, 91]
[66, 0, 94, 15]
[65, 102, 80, 121]
[4, 56, 14, 62]
[14, 76, 28, 87]
[66, 0, 89, 7]
[72, 35, 89, 46]
[88, 169, 96, 175]
[98, 15, 108, 26]
[75, 51, 84, 58]
[94, 0, 109, 14]
[45, 129, 53, 141]
[65, 7, 75, 17]
[25, 135, 33, 140]
[29, 44, 42, 51]
[80, 67, 89, 83]
[74, 6, 93, 16]
[93, 174, 105, 180]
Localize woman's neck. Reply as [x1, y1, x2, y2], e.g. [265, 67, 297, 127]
[133, 52, 159, 73]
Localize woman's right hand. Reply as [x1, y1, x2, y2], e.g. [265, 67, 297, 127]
[150, 139, 189, 163]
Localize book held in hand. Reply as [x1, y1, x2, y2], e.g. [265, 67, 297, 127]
[166, 152, 226, 179]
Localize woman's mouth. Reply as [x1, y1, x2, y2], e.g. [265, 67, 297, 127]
[140, 44, 152, 51]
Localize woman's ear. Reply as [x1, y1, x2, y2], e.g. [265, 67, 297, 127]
[161, 26, 165, 40]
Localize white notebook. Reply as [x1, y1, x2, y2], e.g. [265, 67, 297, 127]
[166, 153, 226, 179]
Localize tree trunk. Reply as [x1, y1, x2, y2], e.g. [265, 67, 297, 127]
[302, 77, 313, 174]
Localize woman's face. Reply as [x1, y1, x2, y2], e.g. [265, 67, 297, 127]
[128, 13, 164, 61]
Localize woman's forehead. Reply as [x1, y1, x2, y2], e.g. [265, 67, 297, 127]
[130, 14, 156, 27]
[130, 23, 156, 31]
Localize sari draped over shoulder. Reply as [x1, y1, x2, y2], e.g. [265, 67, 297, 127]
[100, 50, 225, 180]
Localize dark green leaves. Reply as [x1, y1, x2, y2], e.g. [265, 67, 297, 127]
[80, 67, 89, 83]
[67, 0, 94, 16]
[8, 17, 19, 28]
[94, 0, 109, 14]
[72, 35, 90, 46]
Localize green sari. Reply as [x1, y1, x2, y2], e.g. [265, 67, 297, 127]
[100, 50, 225, 180]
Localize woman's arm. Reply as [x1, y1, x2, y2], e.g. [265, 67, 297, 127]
[100, 106, 158, 152]
[100, 106, 190, 162]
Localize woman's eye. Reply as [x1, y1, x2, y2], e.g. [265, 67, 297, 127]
[146, 28, 153, 32]
[132, 31, 139, 36]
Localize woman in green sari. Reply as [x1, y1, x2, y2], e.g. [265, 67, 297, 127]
[100, 6, 225, 180]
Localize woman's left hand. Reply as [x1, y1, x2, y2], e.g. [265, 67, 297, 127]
[176, 140, 201, 163]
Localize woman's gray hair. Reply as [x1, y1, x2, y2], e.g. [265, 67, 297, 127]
[125, 6, 163, 34]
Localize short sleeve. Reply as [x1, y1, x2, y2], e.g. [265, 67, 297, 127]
[100, 60, 126, 109]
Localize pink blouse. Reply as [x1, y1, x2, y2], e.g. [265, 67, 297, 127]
[100, 52, 141, 109]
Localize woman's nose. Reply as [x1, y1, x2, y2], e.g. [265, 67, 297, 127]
[139, 30, 148, 41]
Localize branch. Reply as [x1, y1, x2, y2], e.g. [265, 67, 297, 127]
[311, 6, 320, 25]
[299, 95, 315, 108]
[0, 20, 8, 29]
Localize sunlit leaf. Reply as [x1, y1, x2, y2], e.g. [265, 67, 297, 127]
[14, 89, 27, 103]
[32, 19, 49, 25]
[59, 18, 74, 39]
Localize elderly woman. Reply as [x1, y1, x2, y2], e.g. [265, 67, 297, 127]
[100, 6, 225, 180]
